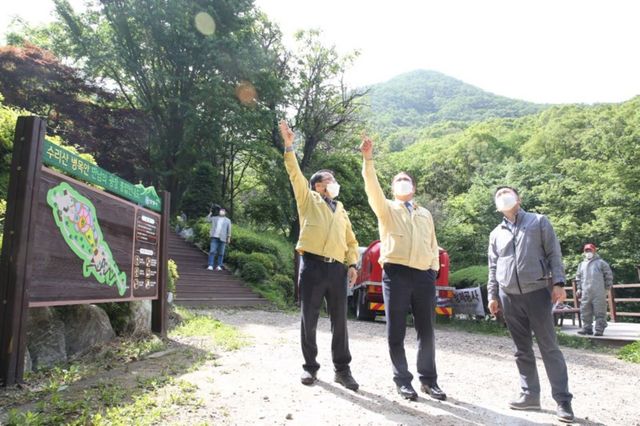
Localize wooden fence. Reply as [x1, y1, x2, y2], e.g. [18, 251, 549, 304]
[608, 283, 640, 322]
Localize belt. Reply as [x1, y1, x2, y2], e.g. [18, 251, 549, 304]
[304, 252, 342, 264]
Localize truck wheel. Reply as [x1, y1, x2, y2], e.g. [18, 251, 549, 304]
[355, 289, 376, 321]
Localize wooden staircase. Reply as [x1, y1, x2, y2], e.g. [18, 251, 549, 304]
[168, 232, 267, 307]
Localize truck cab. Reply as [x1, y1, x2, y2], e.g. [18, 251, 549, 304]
[349, 240, 452, 320]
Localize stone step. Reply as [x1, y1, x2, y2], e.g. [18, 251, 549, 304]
[175, 298, 267, 307]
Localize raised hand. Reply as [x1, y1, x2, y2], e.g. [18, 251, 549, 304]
[279, 120, 295, 148]
[359, 136, 373, 160]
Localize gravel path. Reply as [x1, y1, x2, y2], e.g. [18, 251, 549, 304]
[176, 309, 640, 426]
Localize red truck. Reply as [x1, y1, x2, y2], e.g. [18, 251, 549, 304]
[349, 240, 453, 321]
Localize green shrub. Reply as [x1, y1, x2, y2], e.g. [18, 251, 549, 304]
[449, 265, 489, 289]
[191, 219, 294, 277]
[224, 251, 248, 269]
[241, 261, 268, 283]
[618, 341, 640, 364]
[167, 259, 179, 293]
[269, 273, 294, 301]
[245, 252, 277, 273]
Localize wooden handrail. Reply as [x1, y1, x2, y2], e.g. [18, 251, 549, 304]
[613, 283, 640, 289]
[608, 283, 640, 322]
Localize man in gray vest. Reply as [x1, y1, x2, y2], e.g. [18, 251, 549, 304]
[206, 207, 231, 271]
[576, 243, 613, 336]
[487, 186, 574, 423]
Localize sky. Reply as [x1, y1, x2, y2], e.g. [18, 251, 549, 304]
[2, 0, 640, 104]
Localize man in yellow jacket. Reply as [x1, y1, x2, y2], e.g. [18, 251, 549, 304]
[279, 121, 360, 391]
[360, 136, 446, 402]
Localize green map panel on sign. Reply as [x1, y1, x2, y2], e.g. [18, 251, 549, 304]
[47, 182, 128, 296]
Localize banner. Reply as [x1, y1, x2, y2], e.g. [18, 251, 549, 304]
[452, 287, 485, 316]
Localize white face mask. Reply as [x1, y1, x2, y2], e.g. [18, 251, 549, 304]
[585, 252, 594, 260]
[495, 192, 518, 212]
[393, 180, 413, 196]
[326, 182, 340, 198]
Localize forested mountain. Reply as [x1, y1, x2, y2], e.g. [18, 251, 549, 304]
[365, 70, 547, 147]
[373, 96, 640, 281]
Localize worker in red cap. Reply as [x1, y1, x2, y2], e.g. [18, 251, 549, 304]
[575, 243, 613, 336]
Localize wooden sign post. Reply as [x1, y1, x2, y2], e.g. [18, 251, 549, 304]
[0, 117, 169, 386]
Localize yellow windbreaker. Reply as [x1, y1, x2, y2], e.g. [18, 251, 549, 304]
[284, 151, 358, 265]
[362, 159, 439, 271]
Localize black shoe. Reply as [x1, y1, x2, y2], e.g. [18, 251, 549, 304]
[396, 384, 418, 401]
[594, 330, 604, 336]
[300, 370, 317, 385]
[577, 328, 593, 335]
[508, 393, 541, 411]
[334, 370, 359, 391]
[421, 383, 447, 401]
[556, 401, 574, 423]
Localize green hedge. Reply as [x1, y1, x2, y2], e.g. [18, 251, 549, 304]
[449, 265, 489, 289]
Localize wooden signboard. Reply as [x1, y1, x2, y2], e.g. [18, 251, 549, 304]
[29, 168, 161, 306]
[0, 116, 169, 386]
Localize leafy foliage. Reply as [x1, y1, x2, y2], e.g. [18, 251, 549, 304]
[618, 341, 640, 364]
[167, 259, 179, 294]
[379, 97, 640, 282]
[179, 162, 219, 220]
[449, 265, 489, 289]
[240, 261, 268, 283]
[0, 44, 149, 182]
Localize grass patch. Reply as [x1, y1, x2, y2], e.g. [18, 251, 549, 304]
[435, 315, 509, 337]
[171, 308, 246, 351]
[1, 310, 232, 425]
[554, 331, 609, 351]
[618, 341, 640, 363]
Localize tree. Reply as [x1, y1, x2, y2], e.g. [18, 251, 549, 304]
[50, 0, 263, 209]
[274, 30, 367, 240]
[0, 44, 149, 181]
[180, 162, 219, 220]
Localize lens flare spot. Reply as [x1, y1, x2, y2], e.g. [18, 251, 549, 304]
[194, 12, 216, 36]
[235, 81, 258, 107]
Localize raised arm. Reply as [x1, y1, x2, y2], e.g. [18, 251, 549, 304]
[360, 136, 388, 218]
[279, 120, 310, 210]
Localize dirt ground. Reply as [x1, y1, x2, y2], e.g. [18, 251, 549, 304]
[170, 309, 640, 426]
[2, 309, 639, 425]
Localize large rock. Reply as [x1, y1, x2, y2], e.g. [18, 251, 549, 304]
[61, 305, 115, 357]
[125, 300, 152, 336]
[26, 307, 67, 370]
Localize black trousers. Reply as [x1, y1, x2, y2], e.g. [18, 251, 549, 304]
[299, 255, 351, 373]
[500, 287, 572, 403]
[382, 263, 438, 386]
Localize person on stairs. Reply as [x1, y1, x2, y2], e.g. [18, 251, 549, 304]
[206, 207, 231, 271]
